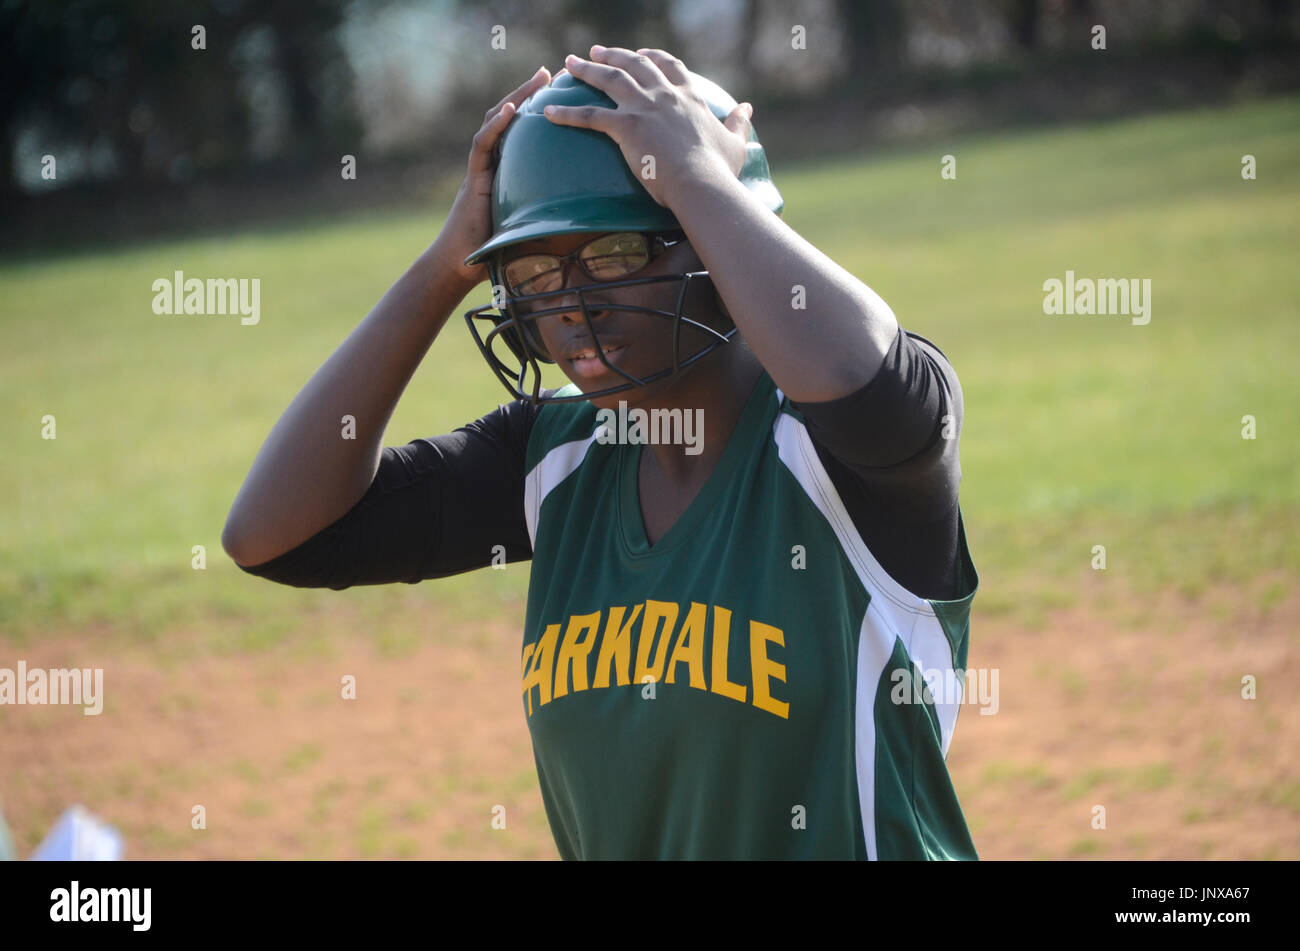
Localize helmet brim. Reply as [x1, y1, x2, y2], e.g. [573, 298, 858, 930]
[464, 176, 783, 267]
[464, 197, 681, 267]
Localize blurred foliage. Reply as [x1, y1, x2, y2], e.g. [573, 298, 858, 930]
[3, 0, 1297, 203]
[1, 0, 359, 195]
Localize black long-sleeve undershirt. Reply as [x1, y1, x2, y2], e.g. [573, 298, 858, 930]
[237, 324, 967, 601]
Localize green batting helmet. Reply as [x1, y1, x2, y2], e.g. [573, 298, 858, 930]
[463, 70, 783, 404]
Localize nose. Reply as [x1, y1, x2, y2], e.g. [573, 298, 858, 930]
[541, 261, 612, 324]
[552, 260, 589, 318]
[544, 306, 610, 336]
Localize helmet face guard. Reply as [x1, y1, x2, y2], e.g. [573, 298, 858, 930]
[463, 264, 736, 404]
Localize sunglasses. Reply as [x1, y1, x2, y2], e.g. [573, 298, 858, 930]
[499, 231, 686, 297]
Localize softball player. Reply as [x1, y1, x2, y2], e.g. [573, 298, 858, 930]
[223, 45, 979, 860]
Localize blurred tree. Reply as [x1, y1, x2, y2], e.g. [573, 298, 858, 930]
[1062, 0, 1094, 45]
[0, 0, 61, 196]
[1, 1, 256, 193]
[736, 0, 761, 94]
[0, 0, 357, 195]
[261, 0, 360, 164]
[562, 0, 674, 50]
[836, 0, 906, 92]
[1007, 0, 1041, 50]
[1266, 0, 1296, 34]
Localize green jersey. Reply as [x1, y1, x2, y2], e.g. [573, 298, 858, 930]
[520, 359, 978, 860]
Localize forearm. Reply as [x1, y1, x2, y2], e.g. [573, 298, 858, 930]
[222, 238, 480, 566]
[668, 167, 899, 403]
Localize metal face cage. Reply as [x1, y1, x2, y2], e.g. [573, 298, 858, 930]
[463, 266, 736, 404]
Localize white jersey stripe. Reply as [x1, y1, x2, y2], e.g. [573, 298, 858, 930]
[771, 409, 965, 859]
[523, 426, 607, 550]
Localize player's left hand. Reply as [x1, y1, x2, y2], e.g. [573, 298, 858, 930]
[543, 45, 753, 211]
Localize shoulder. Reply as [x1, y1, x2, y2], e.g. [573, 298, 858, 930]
[902, 329, 952, 362]
[524, 385, 604, 470]
[781, 325, 965, 518]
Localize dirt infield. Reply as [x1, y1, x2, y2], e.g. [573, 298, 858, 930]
[3, 572, 1296, 860]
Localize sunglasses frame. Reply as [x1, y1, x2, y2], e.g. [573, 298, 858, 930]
[500, 230, 687, 298]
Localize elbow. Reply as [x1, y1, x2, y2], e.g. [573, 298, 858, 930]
[221, 513, 257, 568]
[221, 524, 246, 567]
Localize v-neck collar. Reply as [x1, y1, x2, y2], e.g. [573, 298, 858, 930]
[617, 371, 775, 559]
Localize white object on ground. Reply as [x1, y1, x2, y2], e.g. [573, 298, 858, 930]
[29, 806, 124, 861]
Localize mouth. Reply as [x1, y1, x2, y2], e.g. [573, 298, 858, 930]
[566, 341, 629, 378]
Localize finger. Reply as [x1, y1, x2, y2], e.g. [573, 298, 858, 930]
[543, 102, 619, 134]
[469, 101, 515, 172]
[501, 66, 550, 110]
[485, 67, 550, 122]
[589, 45, 665, 89]
[565, 52, 648, 103]
[634, 48, 691, 85]
[722, 102, 753, 136]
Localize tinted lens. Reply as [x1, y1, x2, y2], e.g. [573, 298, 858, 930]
[504, 255, 562, 296]
[581, 233, 649, 279]
[503, 233, 651, 296]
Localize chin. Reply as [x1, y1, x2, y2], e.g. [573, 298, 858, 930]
[583, 386, 644, 412]
[588, 375, 688, 413]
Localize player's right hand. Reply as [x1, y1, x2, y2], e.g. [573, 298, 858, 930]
[436, 66, 558, 289]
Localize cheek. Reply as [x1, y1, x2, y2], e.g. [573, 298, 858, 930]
[623, 294, 681, 356]
[651, 255, 717, 323]
[529, 314, 560, 350]
[622, 276, 720, 352]
[686, 279, 722, 324]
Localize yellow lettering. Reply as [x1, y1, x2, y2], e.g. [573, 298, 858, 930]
[521, 623, 560, 715]
[710, 605, 747, 703]
[532, 604, 787, 717]
[594, 604, 641, 688]
[634, 599, 678, 685]
[553, 612, 601, 698]
[750, 620, 789, 719]
[666, 601, 707, 689]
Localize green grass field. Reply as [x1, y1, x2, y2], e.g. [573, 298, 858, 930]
[2, 95, 1298, 649]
